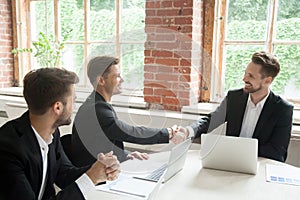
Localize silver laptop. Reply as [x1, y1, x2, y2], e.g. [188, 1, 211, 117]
[105, 139, 191, 199]
[200, 123, 258, 175]
[147, 169, 166, 200]
[107, 170, 167, 199]
[135, 138, 192, 183]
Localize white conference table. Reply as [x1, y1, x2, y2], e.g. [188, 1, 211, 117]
[87, 149, 300, 200]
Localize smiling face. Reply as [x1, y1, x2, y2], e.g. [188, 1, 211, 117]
[103, 64, 124, 96]
[242, 61, 270, 94]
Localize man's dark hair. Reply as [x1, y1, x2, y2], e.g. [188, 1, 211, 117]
[23, 68, 79, 115]
[87, 56, 120, 85]
[252, 51, 280, 79]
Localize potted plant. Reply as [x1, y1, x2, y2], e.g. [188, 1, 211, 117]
[12, 30, 71, 68]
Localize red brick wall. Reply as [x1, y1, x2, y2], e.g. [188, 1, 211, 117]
[144, 0, 203, 111]
[0, 0, 13, 88]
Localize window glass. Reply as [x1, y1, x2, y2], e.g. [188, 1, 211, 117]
[60, 0, 84, 41]
[276, 0, 300, 40]
[121, 0, 146, 41]
[90, 0, 116, 41]
[120, 0, 145, 92]
[30, 0, 54, 40]
[121, 44, 144, 91]
[62, 44, 84, 83]
[90, 44, 116, 58]
[226, 0, 268, 41]
[273, 45, 300, 99]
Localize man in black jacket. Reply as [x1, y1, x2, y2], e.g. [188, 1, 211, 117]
[0, 68, 120, 200]
[72, 56, 184, 165]
[177, 51, 293, 162]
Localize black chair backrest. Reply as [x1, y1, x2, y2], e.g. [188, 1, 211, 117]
[60, 134, 74, 162]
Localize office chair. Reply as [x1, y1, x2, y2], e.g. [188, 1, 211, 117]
[60, 134, 75, 163]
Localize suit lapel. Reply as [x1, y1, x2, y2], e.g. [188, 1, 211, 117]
[16, 111, 43, 195]
[41, 131, 60, 197]
[227, 91, 248, 137]
[47, 140, 55, 185]
[252, 92, 275, 138]
[235, 93, 248, 135]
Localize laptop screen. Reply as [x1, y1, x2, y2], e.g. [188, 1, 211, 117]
[201, 132, 258, 175]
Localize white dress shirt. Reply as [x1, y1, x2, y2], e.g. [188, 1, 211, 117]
[32, 127, 95, 199]
[32, 127, 52, 200]
[186, 91, 270, 139]
[239, 91, 270, 138]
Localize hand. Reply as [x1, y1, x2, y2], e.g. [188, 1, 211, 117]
[170, 126, 189, 144]
[171, 131, 186, 144]
[176, 126, 189, 137]
[86, 151, 120, 184]
[98, 151, 120, 181]
[127, 151, 149, 160]
[170, 125, 188, 136]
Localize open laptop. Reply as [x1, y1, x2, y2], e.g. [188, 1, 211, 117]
[106, 170, 167, 199]
[146, 169, 166, 200]
[200, 123, 258, 175]
[100, 139, 191, 199]
[134, 138, 192, 183]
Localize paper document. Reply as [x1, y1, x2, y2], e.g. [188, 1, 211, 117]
[266, 164, 300, 186]
[96, 174, 157, 199]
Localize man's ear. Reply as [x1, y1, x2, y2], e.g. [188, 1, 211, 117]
[52, 101, 63, 116]
[265, 76, 273, 85]
[97, 76, 105, 86]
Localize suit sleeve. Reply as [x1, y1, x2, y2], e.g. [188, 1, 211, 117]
[96, 102, 169, 144]
[54, 133, 90, 188]
[0, 129, 88, 200]
[51, 133, 91, 199]
[258, 103, 293, 162]
[0, 148, 37, 200]
[191, 95, 227, 139]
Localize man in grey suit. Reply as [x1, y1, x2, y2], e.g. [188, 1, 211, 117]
[177, 51, 293, 162]
[72, 56, 183, 166]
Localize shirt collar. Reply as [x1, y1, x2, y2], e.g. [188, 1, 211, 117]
[31, 126, 53, 148]
[247, 89, 270, 108]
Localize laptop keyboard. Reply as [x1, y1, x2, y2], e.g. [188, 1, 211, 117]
[145, 163, 168, 182]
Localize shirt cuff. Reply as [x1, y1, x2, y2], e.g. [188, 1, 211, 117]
[76, 173, 95, 199]
[186, 126, 195, 138]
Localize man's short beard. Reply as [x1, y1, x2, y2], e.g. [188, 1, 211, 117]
[243, 84, 262, 94]
[53, 114, 71, 129]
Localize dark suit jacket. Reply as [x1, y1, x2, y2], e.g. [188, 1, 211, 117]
[72, 91, 169, 165]
[0, 111, 90, 200]
[191, 89, 293, 162]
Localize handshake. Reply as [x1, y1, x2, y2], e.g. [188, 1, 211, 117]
[168, 125, 189, 144]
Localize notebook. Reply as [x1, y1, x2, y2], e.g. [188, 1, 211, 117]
[134, 138, 192, 183]
[200, 123, 258, 175]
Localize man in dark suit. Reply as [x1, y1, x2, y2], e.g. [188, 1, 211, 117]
[0, 68, 120, 200]
[72, 56, 184, 166]
[178, 51, 293, 162]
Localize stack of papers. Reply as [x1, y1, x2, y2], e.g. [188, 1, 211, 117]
[266, 164, 300, 186]
[96, 174, 157, 199]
